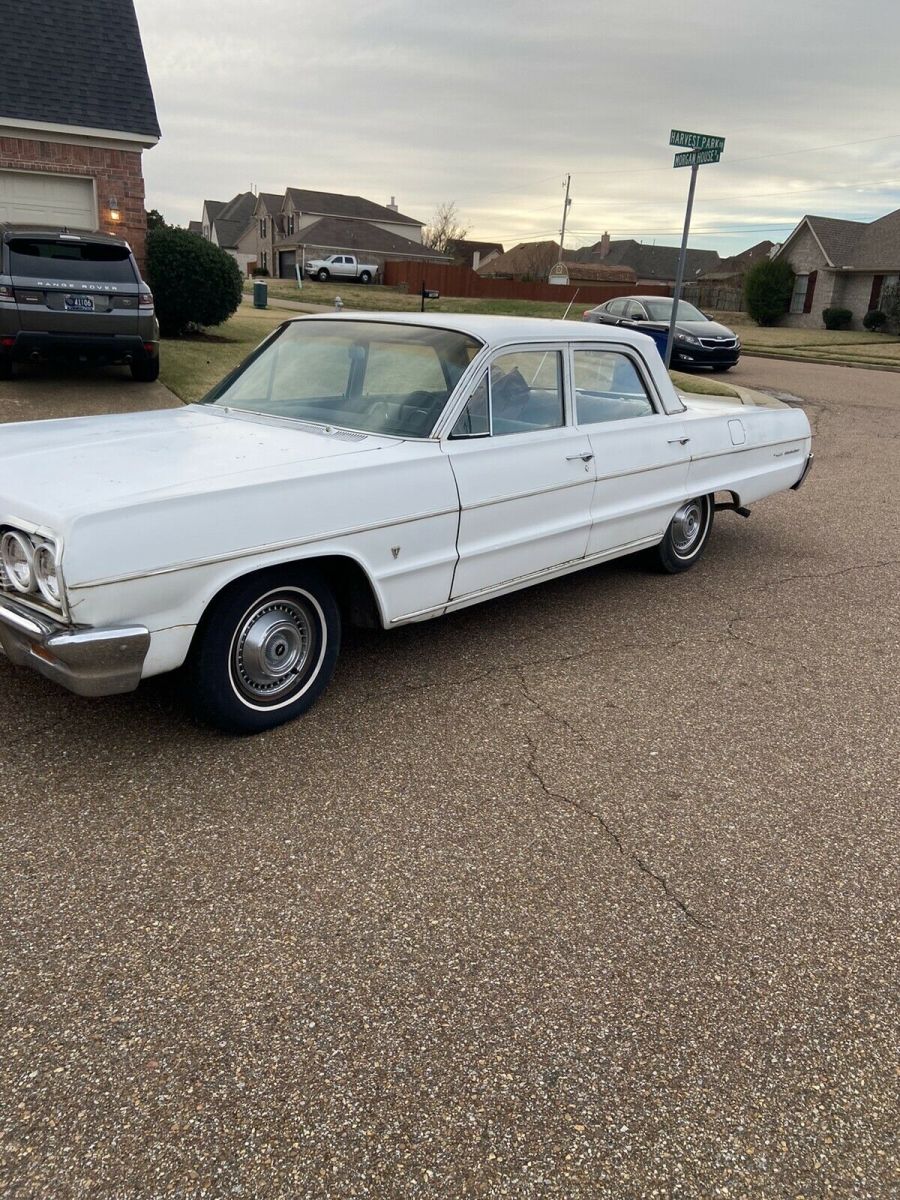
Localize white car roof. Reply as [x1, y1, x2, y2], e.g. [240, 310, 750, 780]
[288, 310, 655, 348]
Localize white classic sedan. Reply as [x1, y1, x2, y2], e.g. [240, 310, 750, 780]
[0, 314, 812, 733]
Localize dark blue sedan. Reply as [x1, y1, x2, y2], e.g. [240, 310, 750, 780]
[583, 296, 741, 371]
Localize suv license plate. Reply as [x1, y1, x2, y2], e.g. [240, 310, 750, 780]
[65, 295, 94, 312]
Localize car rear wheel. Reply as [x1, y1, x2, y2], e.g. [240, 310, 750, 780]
[131, 355, 160, 382]
[653, 495, 714, 573]
[185, 566, 341, 734]
[316, 268, 329, 281]
[359, 271, 372, 284]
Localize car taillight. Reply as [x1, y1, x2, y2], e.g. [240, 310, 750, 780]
[1, 336, 15, 348]
[582, 310, 592, 319]
[0, 285, 13, 299]
[138, 290, 154, 311]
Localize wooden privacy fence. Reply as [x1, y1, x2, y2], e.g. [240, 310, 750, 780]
[383, 260, 670, 306]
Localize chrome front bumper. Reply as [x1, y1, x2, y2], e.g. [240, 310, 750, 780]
[0, 596, 149, 697]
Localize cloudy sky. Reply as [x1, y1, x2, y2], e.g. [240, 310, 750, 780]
[135, 0, 900, 256]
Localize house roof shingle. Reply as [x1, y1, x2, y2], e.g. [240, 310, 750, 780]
[285, 189, 421, 227]
[0, 0, 160, 140]
[802, 209, 900, 270]
[573, 239, 721, 281]
[277, 215, 447, 259]
[210, 192, 256, 249]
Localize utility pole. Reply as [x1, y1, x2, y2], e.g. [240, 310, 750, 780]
[559, 174, 572, 256]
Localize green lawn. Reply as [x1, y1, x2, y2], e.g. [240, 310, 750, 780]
[162, 305, 740, 405]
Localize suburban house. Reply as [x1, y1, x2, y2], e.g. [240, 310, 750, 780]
[478, 240, 635, 285]
[447, 239, 504, 270]
[206, 191, 256, 272]
[774, 207, 900, 327]
[0, 0, 159, 266]
[202, 187, 448, 277]
[570, 234, 721, 287]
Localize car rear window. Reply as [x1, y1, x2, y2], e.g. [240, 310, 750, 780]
[7, 239, 137, 283]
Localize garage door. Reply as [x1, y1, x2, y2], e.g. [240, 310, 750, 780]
[279, 250, 296, 278]
[0, 170, 96, 229]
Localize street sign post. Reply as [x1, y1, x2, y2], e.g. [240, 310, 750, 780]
[664, 130, 726, 368]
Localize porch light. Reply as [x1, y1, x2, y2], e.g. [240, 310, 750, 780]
[108, 197, 121, 222]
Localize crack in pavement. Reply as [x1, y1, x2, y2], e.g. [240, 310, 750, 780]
[516, 669, 709, 931]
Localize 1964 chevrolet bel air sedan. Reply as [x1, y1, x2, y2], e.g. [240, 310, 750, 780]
[0, 313, 812, 733]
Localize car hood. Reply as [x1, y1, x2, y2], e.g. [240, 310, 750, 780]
[0, 404, 392, 529]
[672, 319, 736, 338]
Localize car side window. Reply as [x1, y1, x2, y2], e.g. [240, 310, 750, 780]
[573, 350, 655, 424]
[625, 300, 646, 319]
[451, 350, 564, 438]
[607, 299, 626, 317]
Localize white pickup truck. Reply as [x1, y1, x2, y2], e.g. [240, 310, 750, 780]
[304, 254, 378, 284]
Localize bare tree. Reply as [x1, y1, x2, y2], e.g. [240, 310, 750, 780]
[517, 240, 559, 282]
[423, 202, 469, 255]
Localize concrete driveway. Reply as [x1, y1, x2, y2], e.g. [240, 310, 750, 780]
[1, 360, 897, 1197]
[0, 361, 180, 425]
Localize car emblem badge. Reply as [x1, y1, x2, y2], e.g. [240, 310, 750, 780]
[391, 546, 400, 559]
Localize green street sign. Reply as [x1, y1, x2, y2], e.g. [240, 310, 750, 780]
[674, 148, 721, 168]
[670, 129, 726, 152]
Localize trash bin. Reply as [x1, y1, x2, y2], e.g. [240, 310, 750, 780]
[253, 278, 268, 309]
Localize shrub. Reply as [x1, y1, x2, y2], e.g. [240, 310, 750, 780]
[743, 257, 795, 325]
[823, 307, 852, 330]
[863, 309, 887, 332]
[146, 227, 243, 337]
[252, 266, 270, 277]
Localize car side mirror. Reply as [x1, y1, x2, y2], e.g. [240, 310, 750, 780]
[630, 313, 644, 321]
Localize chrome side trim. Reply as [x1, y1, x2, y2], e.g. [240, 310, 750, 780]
[390, 534, 660, 624]
[70, 505, 460, 590]
[0, 595, 150, 697]
[687, 438, 806, 464]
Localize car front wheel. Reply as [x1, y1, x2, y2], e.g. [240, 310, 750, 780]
[316, 268, 329, 281]
[653, 495, 714, 573]
[186, 566, 341, 733]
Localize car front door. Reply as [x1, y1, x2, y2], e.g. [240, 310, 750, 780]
[571, 345, 690, 553]
[443, 346, 595, 599]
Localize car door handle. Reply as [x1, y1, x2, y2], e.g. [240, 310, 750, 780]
[667, 437, 691, 445]
[566, 452, 594, 462]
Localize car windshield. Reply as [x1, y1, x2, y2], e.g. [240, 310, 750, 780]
[201, 320, 483, 438]
[644, 299, 707, 322]
[7, 238, 137, 283]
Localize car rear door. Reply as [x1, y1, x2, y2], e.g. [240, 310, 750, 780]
[8, 235, 141, 337]
[443, 345, 595, 599]
[571, 344, 690, 553]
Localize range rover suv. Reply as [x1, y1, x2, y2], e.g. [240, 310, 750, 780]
[0, 225, 159, 381]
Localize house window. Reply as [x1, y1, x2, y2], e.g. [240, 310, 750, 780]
[261, 250, 268, 271]
[287, 213, 295, 236]
[259, 217, 267, 239]
[790, 274, 809, 314]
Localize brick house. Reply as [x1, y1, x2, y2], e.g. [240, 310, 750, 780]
[208, 187, 448, 277]
[0, 0, 160, 267]
[775, 209, 900, 328]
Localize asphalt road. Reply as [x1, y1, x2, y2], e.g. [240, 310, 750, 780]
[1, 358, 898, 1198]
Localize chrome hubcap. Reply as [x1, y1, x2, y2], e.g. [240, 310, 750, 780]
[672, 499, 705, 556]
[232, 598, 313, 701]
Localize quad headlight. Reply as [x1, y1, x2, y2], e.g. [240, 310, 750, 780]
[34, 542, 62, 605]
[0, 528, 63, 607]
[0, 530, 35, 593]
